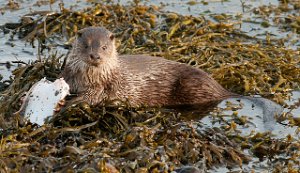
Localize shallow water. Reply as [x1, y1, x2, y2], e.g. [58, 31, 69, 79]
[203, 97, 298, 138]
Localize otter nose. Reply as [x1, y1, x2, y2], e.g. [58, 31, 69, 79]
[90, 54, 100, 60]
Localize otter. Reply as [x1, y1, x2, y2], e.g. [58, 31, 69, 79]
[62, 26, 238, 107]
[62, 26, 283, 124]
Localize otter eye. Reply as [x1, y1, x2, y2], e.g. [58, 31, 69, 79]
[102, 45, 107, 50]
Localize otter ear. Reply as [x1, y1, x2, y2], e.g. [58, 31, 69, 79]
[77, 29, 84, 37]
[109, 34, 115, 40]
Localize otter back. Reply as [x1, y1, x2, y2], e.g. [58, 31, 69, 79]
[117, 55, 234, 106]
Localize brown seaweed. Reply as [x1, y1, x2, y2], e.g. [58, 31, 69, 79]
[1, 1, 300, 172]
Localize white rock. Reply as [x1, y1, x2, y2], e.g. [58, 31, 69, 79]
[17, 78, 70, 125]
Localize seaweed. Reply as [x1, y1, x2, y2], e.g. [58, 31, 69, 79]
[1, 1, 300, 172]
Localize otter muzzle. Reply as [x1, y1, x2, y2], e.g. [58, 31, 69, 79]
[89, 53, 101, 60]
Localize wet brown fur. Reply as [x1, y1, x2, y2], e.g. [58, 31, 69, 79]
[62, 27, 237, 107]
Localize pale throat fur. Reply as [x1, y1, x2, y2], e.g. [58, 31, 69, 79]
[63, 27, 122, 105]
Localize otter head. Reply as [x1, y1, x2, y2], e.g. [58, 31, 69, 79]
[65, 27, 119, 92]
[73, 27, 117, 67]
